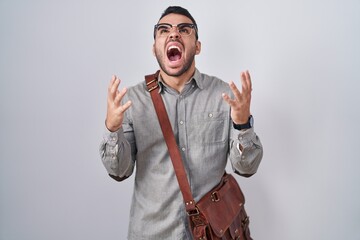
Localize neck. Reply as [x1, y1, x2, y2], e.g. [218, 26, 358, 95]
[159, 66, 196, 93]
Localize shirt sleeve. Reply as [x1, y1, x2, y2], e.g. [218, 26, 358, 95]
[229, 127, 263, 177]
[99, 125, 136, 181]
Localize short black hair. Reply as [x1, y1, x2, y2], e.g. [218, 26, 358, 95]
[156, 6, 198, 39]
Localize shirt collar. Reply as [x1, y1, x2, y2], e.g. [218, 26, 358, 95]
[157, 68, 204, 93]
[192, 68, 204, 90]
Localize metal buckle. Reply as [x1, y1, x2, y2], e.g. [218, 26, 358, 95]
[187, 207, 200, 216]
[146, 78, 157, 86]
[211, 191, 220, 202]
[242, 216, 249, 229]
[146, 78, 159, 92]
[148, 85, 159, 92]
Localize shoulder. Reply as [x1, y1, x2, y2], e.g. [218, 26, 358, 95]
[195, 69, 230, 92]
[126, 81, 149, 97]
[120, 80, 150, 106]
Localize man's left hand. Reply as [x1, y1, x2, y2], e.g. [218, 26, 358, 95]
[222, 70, 252, 124]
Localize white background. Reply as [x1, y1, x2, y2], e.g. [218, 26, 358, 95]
[1, 0, 359, 239]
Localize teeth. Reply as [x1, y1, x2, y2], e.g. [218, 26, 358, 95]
[168, 46, 181, 52]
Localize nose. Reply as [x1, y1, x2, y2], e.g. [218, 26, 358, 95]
[169, 26, 180, 39]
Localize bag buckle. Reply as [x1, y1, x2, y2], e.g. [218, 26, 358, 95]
[187, 207, 200, 216]
[211, 191, 220, 202]
[146, 78, 159, 92]
[242, 216, 250, 229]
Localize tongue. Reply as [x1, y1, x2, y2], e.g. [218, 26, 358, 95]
[169, 54, 181, 61]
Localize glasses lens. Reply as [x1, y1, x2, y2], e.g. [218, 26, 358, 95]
[177, 24, 193, 36]
[155, 24, 171, 37]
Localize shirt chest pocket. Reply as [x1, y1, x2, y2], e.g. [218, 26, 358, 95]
[187, 111, 228, 145]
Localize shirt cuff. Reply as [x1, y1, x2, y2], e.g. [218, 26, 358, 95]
[231, 127, 256, 149]
[103, 126, 124, 146]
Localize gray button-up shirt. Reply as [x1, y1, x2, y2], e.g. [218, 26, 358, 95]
[99, 69, 263, 239]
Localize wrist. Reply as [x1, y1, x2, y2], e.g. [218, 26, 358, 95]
[233, 115, 253, 130]
[105, 119, 121, 132]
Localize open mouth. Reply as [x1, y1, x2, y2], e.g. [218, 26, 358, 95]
[167, 46, 182, 62]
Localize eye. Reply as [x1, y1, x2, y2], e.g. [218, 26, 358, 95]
[178, 24, 193, 35]
[157, 25, 170, 35]
[179, 27, 190, 34]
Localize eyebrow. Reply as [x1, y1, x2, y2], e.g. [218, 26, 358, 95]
[156, 23, 194, 26]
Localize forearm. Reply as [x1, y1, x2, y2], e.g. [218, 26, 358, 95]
[229, 127, 263, 177]
[99, 127, 135, 180]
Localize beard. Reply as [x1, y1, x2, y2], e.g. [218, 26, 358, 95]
[154, 46, 196, 77]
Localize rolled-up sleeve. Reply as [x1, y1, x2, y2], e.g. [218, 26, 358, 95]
[99, 126, 135, 180]
[229, 127, 263, 177]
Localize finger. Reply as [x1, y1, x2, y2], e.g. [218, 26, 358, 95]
[241, 71, 251, 94]
[108, 76, 121, 102]
[108, 75, 116, 89]
[246, 70, 252, 90]
[119, 100, 132, 113]
[114, 87, 128, 106]
[241, 72, 249, 91]
[107, 75, 117, 92]
[222, 93, 237, 107]
[229, 81, 242, 100]
[242, 70, 252, 91]
[241, 73, 248, 94]
[107, 76, 116, 101]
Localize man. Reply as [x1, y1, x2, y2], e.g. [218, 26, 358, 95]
[100, 6, 263, 239]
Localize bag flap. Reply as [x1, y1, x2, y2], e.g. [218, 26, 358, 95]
[196, 174, 245, 237]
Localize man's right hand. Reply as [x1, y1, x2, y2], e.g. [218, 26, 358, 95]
[105, 75, 132, 132]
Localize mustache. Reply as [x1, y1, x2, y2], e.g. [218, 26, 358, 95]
[168, 38, 181, 43]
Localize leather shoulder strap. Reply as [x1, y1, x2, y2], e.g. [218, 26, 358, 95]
[145, 71, 197, 214]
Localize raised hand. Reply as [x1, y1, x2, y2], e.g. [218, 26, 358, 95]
[222, 70, 252, 125]
[105, 75, 132, 132]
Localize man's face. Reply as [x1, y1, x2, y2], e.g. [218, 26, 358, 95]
[153, 13, 201, 77]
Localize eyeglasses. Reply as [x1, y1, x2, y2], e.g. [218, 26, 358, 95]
[154, 23, 197, 38]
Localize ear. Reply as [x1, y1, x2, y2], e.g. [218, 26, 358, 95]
[195, 41, 201, 55]
[152, 43, 155, 56]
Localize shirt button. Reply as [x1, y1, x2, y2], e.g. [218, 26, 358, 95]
[208, 113, 213, 118]
[181, 147, 186, 151]
[180, 120, 184, 125]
